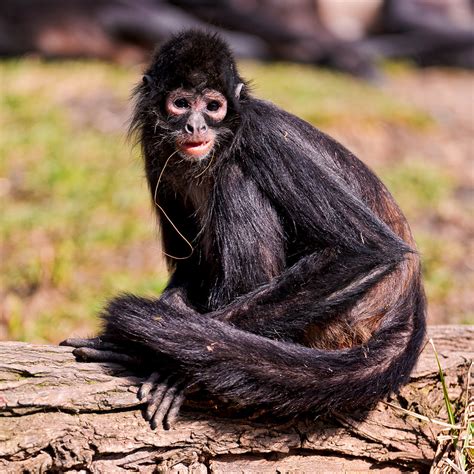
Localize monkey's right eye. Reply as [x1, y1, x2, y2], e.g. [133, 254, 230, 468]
[174, 98, 189, 109]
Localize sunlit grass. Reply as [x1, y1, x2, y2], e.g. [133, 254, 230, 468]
[1, 59, 167, 342]
[381, 161, 454, 213]
[242, 61, 433, 128]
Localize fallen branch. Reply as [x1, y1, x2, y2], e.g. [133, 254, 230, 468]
[0, 326, 472, 473]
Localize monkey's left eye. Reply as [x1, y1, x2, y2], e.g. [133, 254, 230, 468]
[174, 98, 189, 108]
[207, 101, 221, 112]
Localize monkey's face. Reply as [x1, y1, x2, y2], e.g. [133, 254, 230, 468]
[165, 88, 228, 160]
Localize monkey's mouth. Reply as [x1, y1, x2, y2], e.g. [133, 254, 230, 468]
[179, 140, 213, 158]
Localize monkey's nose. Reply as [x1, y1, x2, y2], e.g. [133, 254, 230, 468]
[185, 123, 208, 133]
[185, 116, 208, 134]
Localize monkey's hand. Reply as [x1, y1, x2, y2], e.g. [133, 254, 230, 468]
[60, 297, 190, 430]
[61, 337, 187, 430]
[137, 372, 186, 430]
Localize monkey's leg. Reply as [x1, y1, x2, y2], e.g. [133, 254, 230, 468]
[211, 249, 402, 340]
[147, 250, 398, 344]
[60, 286, 198, 358]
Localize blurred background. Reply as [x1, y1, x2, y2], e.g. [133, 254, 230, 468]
[0, 0, 473, 343]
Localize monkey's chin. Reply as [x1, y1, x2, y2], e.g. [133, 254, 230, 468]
[178, 140, 214, 160]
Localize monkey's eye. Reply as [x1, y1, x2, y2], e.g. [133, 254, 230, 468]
[174, 98, 189, 109]
[207, 101, 221, 112]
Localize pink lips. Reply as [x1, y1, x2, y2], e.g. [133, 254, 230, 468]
[180, 140, 212, 157]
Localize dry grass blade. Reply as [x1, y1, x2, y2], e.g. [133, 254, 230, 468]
[384, 401, 460, 429]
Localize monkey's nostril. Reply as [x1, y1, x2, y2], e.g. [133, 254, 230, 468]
[185, 123, 194, 134]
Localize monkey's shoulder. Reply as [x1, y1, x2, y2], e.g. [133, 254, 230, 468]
[236, 98, 408, 234]
[239, 98, 383, 187]
[241, 98, 360, 161]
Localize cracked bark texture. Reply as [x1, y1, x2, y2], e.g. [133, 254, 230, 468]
[0, 326, 472, 473]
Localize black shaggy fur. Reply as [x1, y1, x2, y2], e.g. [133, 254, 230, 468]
[65, 30, 426, 425]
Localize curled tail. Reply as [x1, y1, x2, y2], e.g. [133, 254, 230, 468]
[102, 292, 426, 415]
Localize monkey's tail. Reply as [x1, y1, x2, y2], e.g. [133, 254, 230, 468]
[102, 293, 426, 415]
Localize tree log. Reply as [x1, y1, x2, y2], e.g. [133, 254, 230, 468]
[0, 326, 472, 473]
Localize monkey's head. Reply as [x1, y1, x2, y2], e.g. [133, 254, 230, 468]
[132, 30, 246, 161]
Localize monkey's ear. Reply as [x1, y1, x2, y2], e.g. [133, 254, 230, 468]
[142, 74, 153, 87]
[235, 83, 244, 99]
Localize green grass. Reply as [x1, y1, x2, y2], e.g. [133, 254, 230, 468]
[429, 340, 473, 471]
[0, 58, 469, 342]
[1, 59, 168, 342]
[381, 161, 454, 214]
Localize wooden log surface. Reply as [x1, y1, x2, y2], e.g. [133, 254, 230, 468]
[0, 326, 472, 473]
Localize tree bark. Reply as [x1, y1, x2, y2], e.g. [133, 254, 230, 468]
[0, 326, 472, 473]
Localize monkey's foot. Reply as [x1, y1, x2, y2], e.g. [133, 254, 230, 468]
[60, 337, 139, 365]
[138, 372, 186, 430]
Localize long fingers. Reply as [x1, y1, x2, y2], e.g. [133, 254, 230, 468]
[164, 390, 186, 429]
[73, 347, 137, 365]
[60, 337, 120, 351]
[139, 373, 186, 430]
[62, 339, 186, 429]
[150, 382, 179, 430]
[138, 372, 161, 400]
[145, 378, 171, 421]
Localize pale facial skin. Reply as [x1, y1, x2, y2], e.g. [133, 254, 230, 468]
[165, 88, 228, 159]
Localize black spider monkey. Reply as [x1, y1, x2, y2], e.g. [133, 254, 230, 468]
[62, 30, 426, 430]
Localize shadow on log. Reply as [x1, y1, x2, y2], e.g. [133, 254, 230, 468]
[0, 326, 472, 473]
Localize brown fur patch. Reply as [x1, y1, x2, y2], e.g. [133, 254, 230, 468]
[304, 185, 420, 350]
